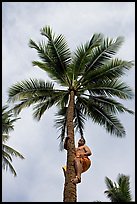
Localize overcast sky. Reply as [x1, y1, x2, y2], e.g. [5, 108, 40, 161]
[2, 2, 135, 202]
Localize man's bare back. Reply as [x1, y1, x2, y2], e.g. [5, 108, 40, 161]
[63, 137, 92, 184]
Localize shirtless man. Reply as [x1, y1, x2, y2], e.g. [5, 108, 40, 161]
[63, 136, 92, 184]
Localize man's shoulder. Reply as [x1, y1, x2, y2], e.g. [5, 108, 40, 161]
[84, 145, 90, 150]
[83, 144, 88, 148]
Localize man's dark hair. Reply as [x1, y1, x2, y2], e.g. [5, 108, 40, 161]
[80, 137, 86, 144]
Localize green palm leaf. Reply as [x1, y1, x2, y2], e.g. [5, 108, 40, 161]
[82, 59, 134, 86]
[77, 96, 126, 137]
[2, 105, 20, 134]
[105, 177, 115, 189]
[78, 36, 124, 86]
[8, 79, 55, 114]
[2, 105, 24, 177]
[29, 25, 71, 86]
[82, 79, 134, 100]
[104, 174, 132, 202]
[8, 78, 54, 102]
[32, 92, 63, 120]
[8, 78, 69, 118]
[3, 144, 24, 159]
[74, 101, 86, 136]
[117, 174, 132, 202]
[55, 107, 67, 151]
[71, 33, 104, 79]
[2, 154, 17, 177]
[8, 26, 134, 145]
[83, 95, 134, 114]
[87, 36, 124, 70]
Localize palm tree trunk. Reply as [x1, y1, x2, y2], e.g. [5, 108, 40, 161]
[63, 90, 77, 202]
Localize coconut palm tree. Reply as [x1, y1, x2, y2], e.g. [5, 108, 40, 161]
[104, 174, 133, 202]
[8, 26, 134, 201]
[2, 105, 24, 177]
[93, 174, 133, 202]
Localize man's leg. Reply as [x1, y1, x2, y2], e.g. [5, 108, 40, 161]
[71, 158, 82, 184]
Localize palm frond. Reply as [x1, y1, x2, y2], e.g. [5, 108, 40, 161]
[105, 176, 115, 189]
[82, 59, 134, 86]
[40, 25, 54, 40]
[91, 105, 126, 137]
[2, 145, 24, 177]
[77, 96, 126, 137]
[29, 39, 56, 70]
[78, 36, 124, 85]
[88, 36, 124, 69]
[32, 99, 55, 120]
[40, 26, 71, 69]
[104, 174, 132, 202]
[74, 101, 86, 136]
[2, 154, 17, 177]
[71, 33, 104, 79]
[2, 134, 9, 143]
[55, 101, 86, 150]
[82, 95, 134, 115]
[2, 144, 25, 159]
[8, 78, 54, 102]
[8, 79, 56, 114]
[104, 177, 118, 202]
[32, 60, 64, 84]
[8, 78, 69, 118]
[2, 105, 20, 134]
[54, 107, 67, 151]
[81, 79, 134, 100]
[2, 105, 24, 177]
[32, 90, 69, 120]
[29, 25, 71, 86]
[117, 174, 132, 201]
[2, 149, 12, 161]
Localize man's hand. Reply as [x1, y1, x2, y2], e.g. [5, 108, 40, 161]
[64, 136, 70, 150]
[65, 136, 70, 141]
[78, 153, 85, 158]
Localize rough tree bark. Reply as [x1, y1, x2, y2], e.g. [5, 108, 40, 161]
[63, 90, 77, 202]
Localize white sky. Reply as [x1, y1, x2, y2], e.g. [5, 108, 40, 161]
[2, 2, 135, 202]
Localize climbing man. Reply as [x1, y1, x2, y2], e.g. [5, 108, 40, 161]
[63, 136, 92, 184]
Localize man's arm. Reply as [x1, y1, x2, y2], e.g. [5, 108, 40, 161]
[83, 145, 92, 156]
[64, 136, 70, 150]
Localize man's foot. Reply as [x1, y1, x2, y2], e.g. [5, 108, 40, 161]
[62, 166, 66, 177]
[71, 176, 81, 184]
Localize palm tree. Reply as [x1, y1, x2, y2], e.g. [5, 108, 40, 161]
[104, 174, 133, 202]
[7, 26, 134, 201]
[2, 105, 24, 177]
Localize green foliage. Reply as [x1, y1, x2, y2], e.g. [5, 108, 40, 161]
[8, 26, 134, 149]
[2, 106, 24, 177]
[104, 174, 133, 202]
